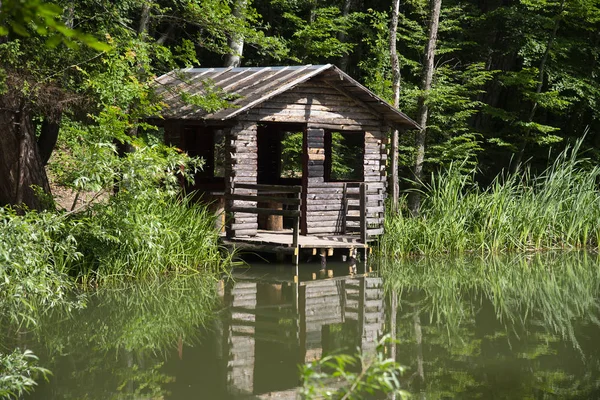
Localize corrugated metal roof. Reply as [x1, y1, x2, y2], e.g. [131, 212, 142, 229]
[154, 64, 419, 129]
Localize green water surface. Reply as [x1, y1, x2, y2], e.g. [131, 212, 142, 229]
[19, 252, 600, 399]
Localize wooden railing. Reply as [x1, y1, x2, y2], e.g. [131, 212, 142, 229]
[342, 182, 385, 243]
[226, 183, 302, 249]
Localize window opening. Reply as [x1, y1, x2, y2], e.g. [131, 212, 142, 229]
[182, 126, 226, 181]
[325, 131, 364, 181]
[280, 131, 303, 179]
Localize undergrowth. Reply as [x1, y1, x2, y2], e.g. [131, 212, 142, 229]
[0, 192, 229, 396]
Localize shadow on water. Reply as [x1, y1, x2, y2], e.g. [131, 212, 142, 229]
[17, 252, 600, 399]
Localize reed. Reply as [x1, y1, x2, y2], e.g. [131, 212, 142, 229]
[69, 192, 231, 284]
[381, 140, 600, 256]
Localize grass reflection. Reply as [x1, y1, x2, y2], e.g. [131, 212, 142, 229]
[381, 252, 600, 398]
[26, 276, 221, 399]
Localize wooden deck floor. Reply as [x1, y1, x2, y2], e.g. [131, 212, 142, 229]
[221, 229, 368, 254]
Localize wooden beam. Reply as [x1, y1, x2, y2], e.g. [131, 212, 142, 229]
[229, 207, 301, 217]
[226, 194, 301, 205]
[234, 183, 302, 193]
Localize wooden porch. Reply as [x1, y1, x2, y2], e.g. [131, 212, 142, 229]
[221, 229, 369, 253]
[221, 182, 384, 266]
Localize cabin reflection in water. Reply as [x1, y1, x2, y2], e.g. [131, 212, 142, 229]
[222, 276, 384, 398]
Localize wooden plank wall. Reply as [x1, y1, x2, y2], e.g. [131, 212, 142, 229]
[306, 181, 346, 234]
[225, 122, 259, 237]
[243, 79, 383, 130]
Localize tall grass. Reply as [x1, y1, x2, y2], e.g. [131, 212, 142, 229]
[381, 140, 600, 256]
[69, 192, 230, 284]
[0, 208, 80, 324]
[0, 208, 82, 399]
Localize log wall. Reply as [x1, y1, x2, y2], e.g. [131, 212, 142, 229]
[225, 122, 259, 237]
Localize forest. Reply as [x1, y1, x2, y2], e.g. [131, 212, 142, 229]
[1, 0, 600, 397]
[2, 0, 600, 211]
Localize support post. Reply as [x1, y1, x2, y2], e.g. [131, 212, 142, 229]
[360, 183, 368, 244]
[342, 182, 348, 234]
[293, 190, 301, 268]
[348, 247, 357, 274]
[225, 181, 235, 238]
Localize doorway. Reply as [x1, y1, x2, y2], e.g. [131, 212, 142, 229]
[257, 123, 306, 232]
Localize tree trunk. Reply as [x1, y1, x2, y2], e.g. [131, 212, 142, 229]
[138, 0, 151, 36]
[0, 101, 51, 210]
[338, 0, 354, 72]
[408, 0, 442, 216]
[224, 0, 247, 67]
[511, 0, 565, 173]
[389, 0, 401, 214]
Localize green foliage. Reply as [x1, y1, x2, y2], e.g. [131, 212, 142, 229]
[51, 128, 202, 199]
[356, 9, 393, 102]
[329, 132, 362, 181]
[175, 79, 241, 113]
[0, 349, 50, 399]
[381, 139, 600, 256]
[0, 208, 81, 325]
[48, 38, 204, 198]
[281, 131, 303, 178]
[0, 0, 110, 50]
[300, 336, 409, 399]
[181, 0, 288, 59]
[359, 3, 493, 174]
[284, 7, 360, 62]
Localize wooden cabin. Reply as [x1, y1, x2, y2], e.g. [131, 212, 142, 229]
[154, 65, 418, 261]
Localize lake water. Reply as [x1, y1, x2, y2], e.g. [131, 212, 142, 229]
[24, 252, 600, 399]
